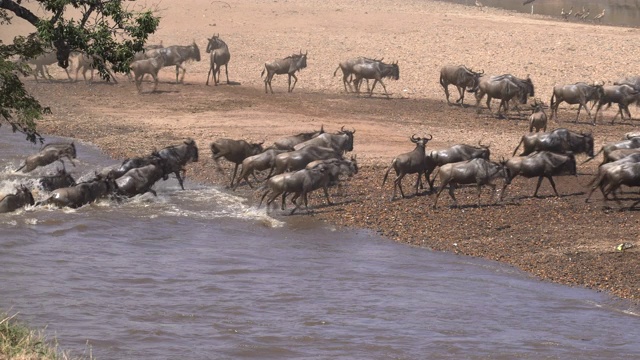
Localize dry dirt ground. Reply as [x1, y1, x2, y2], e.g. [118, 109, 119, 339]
[5, 0, 639, 300]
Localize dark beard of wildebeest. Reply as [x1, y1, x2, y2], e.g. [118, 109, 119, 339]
[205, 34, 231, 86]
[585, 153, 640, 203]
[439, 65, 484, 107]
[210, 138, 264, 187]
[382, 134, 433, 201]
[425, 141, 491, 191]
[593, 84, 640, 124]
[474, 75, 528, 117]
[38, 168, 76, 192]
[15, 142, 77, 173]
[512, 128, 595, 158]
[156, 139, 199, 190]
[272, 125, 325, 151]
[586, 137, 640, 166]
[334, 57, 384, 93]
[549, 82, 604, 123]
[432, 158, 509, 209]
[54, 38, 71, 69]
[0, 185, 35, 213]
[351, 60, 400, 98]
[145, 42, 201, 83]
[292, 126, 356, 155]
[500, 151, 577, 201]
[261, 51, 308, 94]
[36, 174, 117, 209]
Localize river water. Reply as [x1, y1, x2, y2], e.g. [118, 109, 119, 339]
[444, 0, 640, 28]
[1, 127, 639, 359]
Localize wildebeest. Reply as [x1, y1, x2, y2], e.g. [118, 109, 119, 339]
[593, 84, 640, 124]
[210, 138, 264, 187]
[0, 185, 35, 213]
[19, 51, 72, 82]
[115, 161, 169, 198]
[146, 42, 201, 83]
[157, 139, 199, 190]
[614, 75, 640, 90]
[382, 134, 433, 200]
[130, 53, 165, 93]
[38, 168, 76, 192]
[107, 151, 164, 179]
[602, 148, 640, 164]
[439, 65, 484, 106]
[588, 161, 640, 208]
[16, 142, 77, 173]
[585, 153, 640, 202]
[259, 165, 332, 214]
[549, 82, 604, 122]
[233, 148, 289, 190]
[261, 51, 308, 93]
[306, 156, 359, 193]
[334, 57, 381, 93]
[528, 99, 548, 132]
[432, 158, 508, 208]
[500, 151, 577, 200]
[588, 137, 640, 166]
[426, 141, 491, 190]
[37, 174, 117, 209]
[205, 34, 231, 86]
[272, 126, 324, 150]
[70, 52, 117, 83]
[512, 128, 594, 158]
[351, 60, 400, 98]
[271, 145, 341, 176]
[624, 132, 640, 140]
[474, 75, 528, 116]
[292, 126, 355, 154]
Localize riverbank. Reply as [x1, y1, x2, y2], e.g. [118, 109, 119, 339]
[6, 0, 639, 301]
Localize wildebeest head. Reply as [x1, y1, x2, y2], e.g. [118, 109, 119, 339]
[582, 133, 595, 158]
[184, 138, 199, 162]
[191, 41, 201, 61]
[339, 126, 357, 152]
[19, 185, 35, 206]
[206, 34, 221, 53]
[384, 62, 400, 80]
[294, 51, 308, 72]
[410, 133, 433, 149]
[477, 140, 491, 160]
[54, 39, 71, 69]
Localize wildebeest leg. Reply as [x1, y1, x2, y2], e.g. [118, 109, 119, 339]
[378, 79, 391, 99]
[258, 189, 271, 208]
[206, 64, 214, 86]
[394, 173, 406, 199]
[432, 178, 450, 209]
[442, 83, 451, 104]
[151, 73, 159, 92]
[414, 173, 421, 196]
[224, 63, 230, 84]
[289, 73, 298, 93]
[448, 183, 458, 207]
[266, 73, 275, 94]
[229, 163, 240, 187]
[456, 85, 465, 105]
[174, 170, 185, 190]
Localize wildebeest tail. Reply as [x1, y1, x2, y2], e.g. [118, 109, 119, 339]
[382, 160, 396, 186]
[512, 137, 525, 156]
[260, 67, 266, 78]
[15, 162, 26, 173]
[582, 146, 603, 164]
[333, 66, 341, 77]
[549, 92, 556, 110]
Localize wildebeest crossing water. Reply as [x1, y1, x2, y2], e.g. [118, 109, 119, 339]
[1, 128, 639, 359]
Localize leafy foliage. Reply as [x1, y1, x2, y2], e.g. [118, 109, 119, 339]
[0, 0, 160, 143]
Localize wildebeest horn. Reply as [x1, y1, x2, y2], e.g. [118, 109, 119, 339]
[425, 134, 433, 140]
[351, 127, 356, 134]
[410, 134, 419, 143]
[340, 125, 345, 132]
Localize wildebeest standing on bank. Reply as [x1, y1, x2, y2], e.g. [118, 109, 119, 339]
[585, 153, 640, 202]
[432, 158, 508, 209]
[0, 185, 35, 213]
[233, 148, 290, 190]
[130, 53, 166, 93]
[593, 84, 640, 124]
[474, 75, 528, 117]
[334, 57, 381, 93]
[210, 138, 264, 187]
[16, 142, 77, 173]
[351, 60, 400, 98]
[500, 151, 577, 200]
[549, 82, 604, 123]
[512, 128, 594, 158]
[157, 139, 199, 190]
[205, 34, 231, 86]
[426, 142, 491, 191]
[259, 165, 332, 214]
[292, 126, 356, 154]
[439, 65, 484, 106]
[262, 51, 308, 93]
[382, 134, 433, 200]
[145, 42, 201, 83]
[528, 99, 548, 132]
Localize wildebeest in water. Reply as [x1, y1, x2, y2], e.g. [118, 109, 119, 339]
[16, 142, 77, 173]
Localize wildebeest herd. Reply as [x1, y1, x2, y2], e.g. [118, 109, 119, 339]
[9, 33, 640, 214]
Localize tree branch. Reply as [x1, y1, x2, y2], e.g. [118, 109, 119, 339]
[0, 0, 41, 26]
